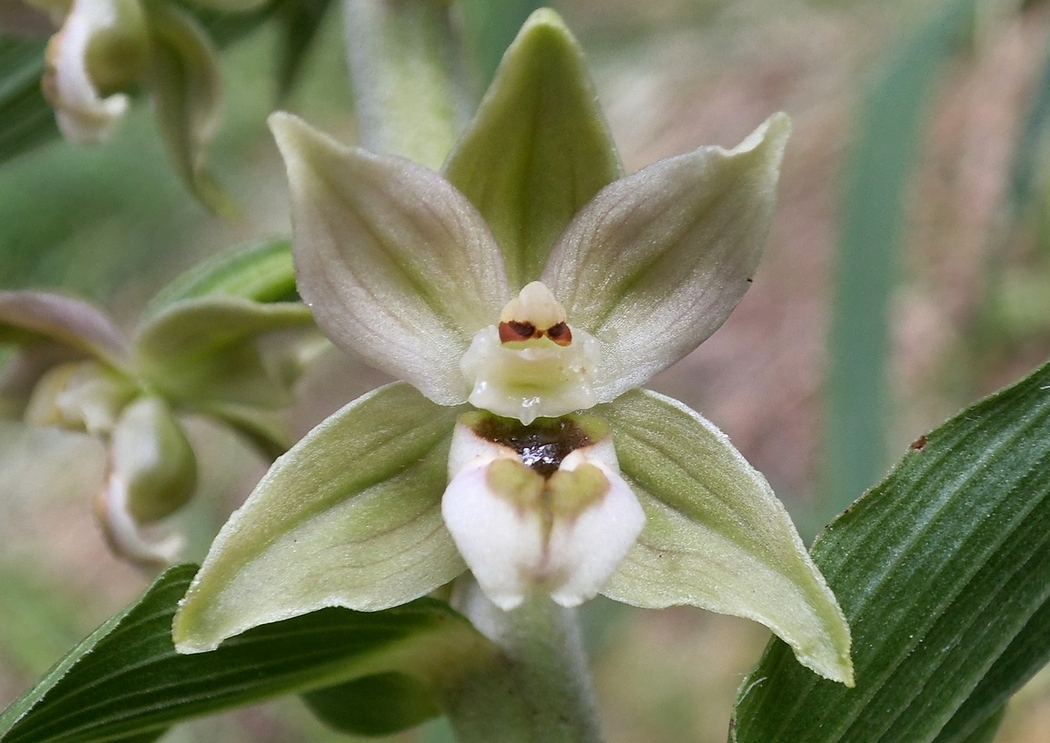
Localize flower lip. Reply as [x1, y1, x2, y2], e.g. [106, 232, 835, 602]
[442, 411, 644, 609]
[462, 411, 605, 478]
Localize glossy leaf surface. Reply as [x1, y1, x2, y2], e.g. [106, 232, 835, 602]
[732, 359, 1050, 742]
[0, 565, 494, 743]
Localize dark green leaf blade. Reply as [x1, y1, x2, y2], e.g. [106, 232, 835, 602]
[732, 358, 1050, 742]
[0, 564, 495, 743]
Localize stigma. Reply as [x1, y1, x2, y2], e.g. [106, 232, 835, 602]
[461, 282, 600, 424]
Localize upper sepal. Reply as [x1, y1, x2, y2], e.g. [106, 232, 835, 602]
[270, 111, 511, 406]
[443, 8, 622, 289]
[598, 389, 853, 686]
[173, 382, 467, 652]
[543, 113, 791, 401]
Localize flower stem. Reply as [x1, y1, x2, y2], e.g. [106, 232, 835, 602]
[342, 0, 470, 170]
[441, 577, 606, 743]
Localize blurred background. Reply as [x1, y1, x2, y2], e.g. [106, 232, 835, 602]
[3, 0, 1050, 740]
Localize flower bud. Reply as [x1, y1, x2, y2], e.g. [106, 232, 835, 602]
[42, 0, 148, 143]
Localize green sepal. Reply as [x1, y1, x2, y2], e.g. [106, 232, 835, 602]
[0, 565, 498, 743]
[443, 8, 622, 289]
[0, 291, 128, 370]
[730, 357, 1050, 742]
[302, 672, 441, 736]
[144, 239, 298, 318]
[598, 389, 853, 686]
[144, 3, 236, 217]
[134, 296, 313, 410]
[173, 382, 467, 652]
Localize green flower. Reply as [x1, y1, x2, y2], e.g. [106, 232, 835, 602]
[0, 240, 312, 566]
[174, 9, 853, 686]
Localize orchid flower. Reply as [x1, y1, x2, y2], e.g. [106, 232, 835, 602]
[174, 10, 853, 686]
[0, 241, 314, 567]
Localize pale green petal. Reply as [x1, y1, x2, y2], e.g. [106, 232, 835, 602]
[443, 8, 621, 289]
[134, 296, 313, 410]
[598, 389, 853, 686]
[0, 290, 128, 368]
[173, 382, 467, 652]
[542, 113, 791, 402]
[270, 112, 511, 405]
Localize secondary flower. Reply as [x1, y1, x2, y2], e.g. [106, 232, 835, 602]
[0, 240, 314, 567]
[175, 9, 853, 686]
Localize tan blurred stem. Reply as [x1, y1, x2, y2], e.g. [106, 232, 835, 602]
[443, 576, 605, 743]
[343, 0, 470, 169]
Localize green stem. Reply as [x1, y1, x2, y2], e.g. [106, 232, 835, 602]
[342, 0, 469, 170]
[441, 577, 605, 743]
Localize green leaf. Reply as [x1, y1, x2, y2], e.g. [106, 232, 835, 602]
[598, 389, 852, 685]
[173, 382, 467, 652]
[144, 2, 236, 217]
[302, 672, 441, 736]
[0, 564, 497, 743]
[731, 358, 1050, 742]
[144, 239, 298, 317]
[134, 296, 312, 409]
[943, 705, 1005, 743]
[443, 8, 622, 289]
[0, 291, 128, 370]
[824, 0, 977, 519]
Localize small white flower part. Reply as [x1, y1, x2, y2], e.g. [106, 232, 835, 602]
[441, 415, 645, 610]
[43, 0, 134, 144]
[460, 281, 601, 425]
